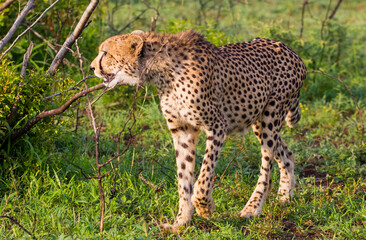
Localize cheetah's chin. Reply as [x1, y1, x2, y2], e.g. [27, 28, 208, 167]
[102, 74, 121, 88]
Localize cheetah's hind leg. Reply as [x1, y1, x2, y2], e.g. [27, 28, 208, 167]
[274, 136, 295, 203]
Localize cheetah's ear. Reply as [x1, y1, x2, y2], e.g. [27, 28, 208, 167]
[127, 34, 144, 59]
[131, 30, 144, 35]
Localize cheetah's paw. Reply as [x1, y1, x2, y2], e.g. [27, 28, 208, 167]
[239, 205, 261, 218]
[191, 194, 215, 219]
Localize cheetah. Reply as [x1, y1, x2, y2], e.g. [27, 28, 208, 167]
[90, 30, 306, 230]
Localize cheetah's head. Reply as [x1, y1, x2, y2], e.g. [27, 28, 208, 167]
[90, 30, 145, 88]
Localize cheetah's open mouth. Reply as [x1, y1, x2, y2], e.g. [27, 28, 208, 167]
[102, 73, 116, 85]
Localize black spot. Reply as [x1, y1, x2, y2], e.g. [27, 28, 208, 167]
[186, 155, 194, 162]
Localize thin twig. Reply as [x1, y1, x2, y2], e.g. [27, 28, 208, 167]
[2, 82, 106, 147]
[20, 41, 34, 78]
[6, 41, 34, 126]
[29, 28, 77, 69]
[214, 183, 245, 200]
[59, 153, 91, 179]
[116, 9, 148, 34]
[75, 38, 85, 77]
[139, 172, 164, 193]
[320, 0, 332, 41]
[0, 215, 32, 236]
[300, 0, 308, 39]
[0, 0, 36, 53]
[214, 151, 240, 188]
[0, 0, 60, 60]
[30, 28, 57, 52]
[328, 0, 343, 19]
[142, 0, 159, 32]
[48, 0, 100, 75]
[42, 75, 97, 101]
[31, 213, 37, 235]
[91, 88, 108, 105]
[0, 0, 15, 12]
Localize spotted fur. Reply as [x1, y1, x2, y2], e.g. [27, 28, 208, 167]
[90, 30, 306, 230]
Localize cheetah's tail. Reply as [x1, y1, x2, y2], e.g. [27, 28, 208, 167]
[285, 102, 301, 128]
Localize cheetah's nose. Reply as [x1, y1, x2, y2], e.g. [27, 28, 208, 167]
[90, 66, 95, 71]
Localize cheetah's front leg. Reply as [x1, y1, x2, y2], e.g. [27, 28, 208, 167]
[191, 127, 226, 219]
[163, 125, 199, 231]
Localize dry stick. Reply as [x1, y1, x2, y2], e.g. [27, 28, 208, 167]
[62, 155, 91, 179]
[213, 152, 240, 189]
[30, 28, 57, 52]
[115, 9, 148, 34]
[139, 172, 164, 193]
[96, 122, 105, 233]
[320, 0, 332, 41]
[328, 0, 343, 19]
[75, 38, 85, 78]
[114, 1, 159, 34]
[0, 0, 36, 53]
[30, 28, 77, 69]
[142, 0, 159, 32]
[4, 82, 105, 146]
[0, 0, 15, 12]
[42, 75, 96, 101]
[31, 213, 37, 235]
[213, 136, 247, 199]
[0, 0, 60, 60]
[6, 41, 34, 125]
[76, 39, 105, 233]
[0, 215, 32, 236]
[310, 70, 364, 147]
[20, 41, 34, 78]
[48, 0, 99, 75]
[300, 0, 308, 39]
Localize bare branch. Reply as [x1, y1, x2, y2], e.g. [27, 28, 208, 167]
[48, 0, 100, 75]
[0, 0, 36, 53]
[0, 0, 15, 12]
[139, 173, 164, 193]
[57, 152, 91, 179]
[75, 38, 86, 78]
[5, 41, 35, 125]
[42, 75, 96, 101]
[300, 0, 308, 39]
[320, 0, 332, 41]
[29, 28, 77, 69]
[3, 82, 106, 146]
[116, 9, 148, 34]
[0, 215, 32, 236]
[30, 28, 57, 52]
[329, 0, 343, 19]
[142, 0, 159, 32]
[20, 41, 34, 78]
[0, 0, 60, 60]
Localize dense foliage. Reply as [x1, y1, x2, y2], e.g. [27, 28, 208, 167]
[0, 0, 365, 238]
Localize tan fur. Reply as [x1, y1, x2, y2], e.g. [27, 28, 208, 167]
[90, 30, 306, 231]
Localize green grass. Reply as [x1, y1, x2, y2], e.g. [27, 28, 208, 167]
[1, 98, 365, 239]
[1, 0, 366, 239]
